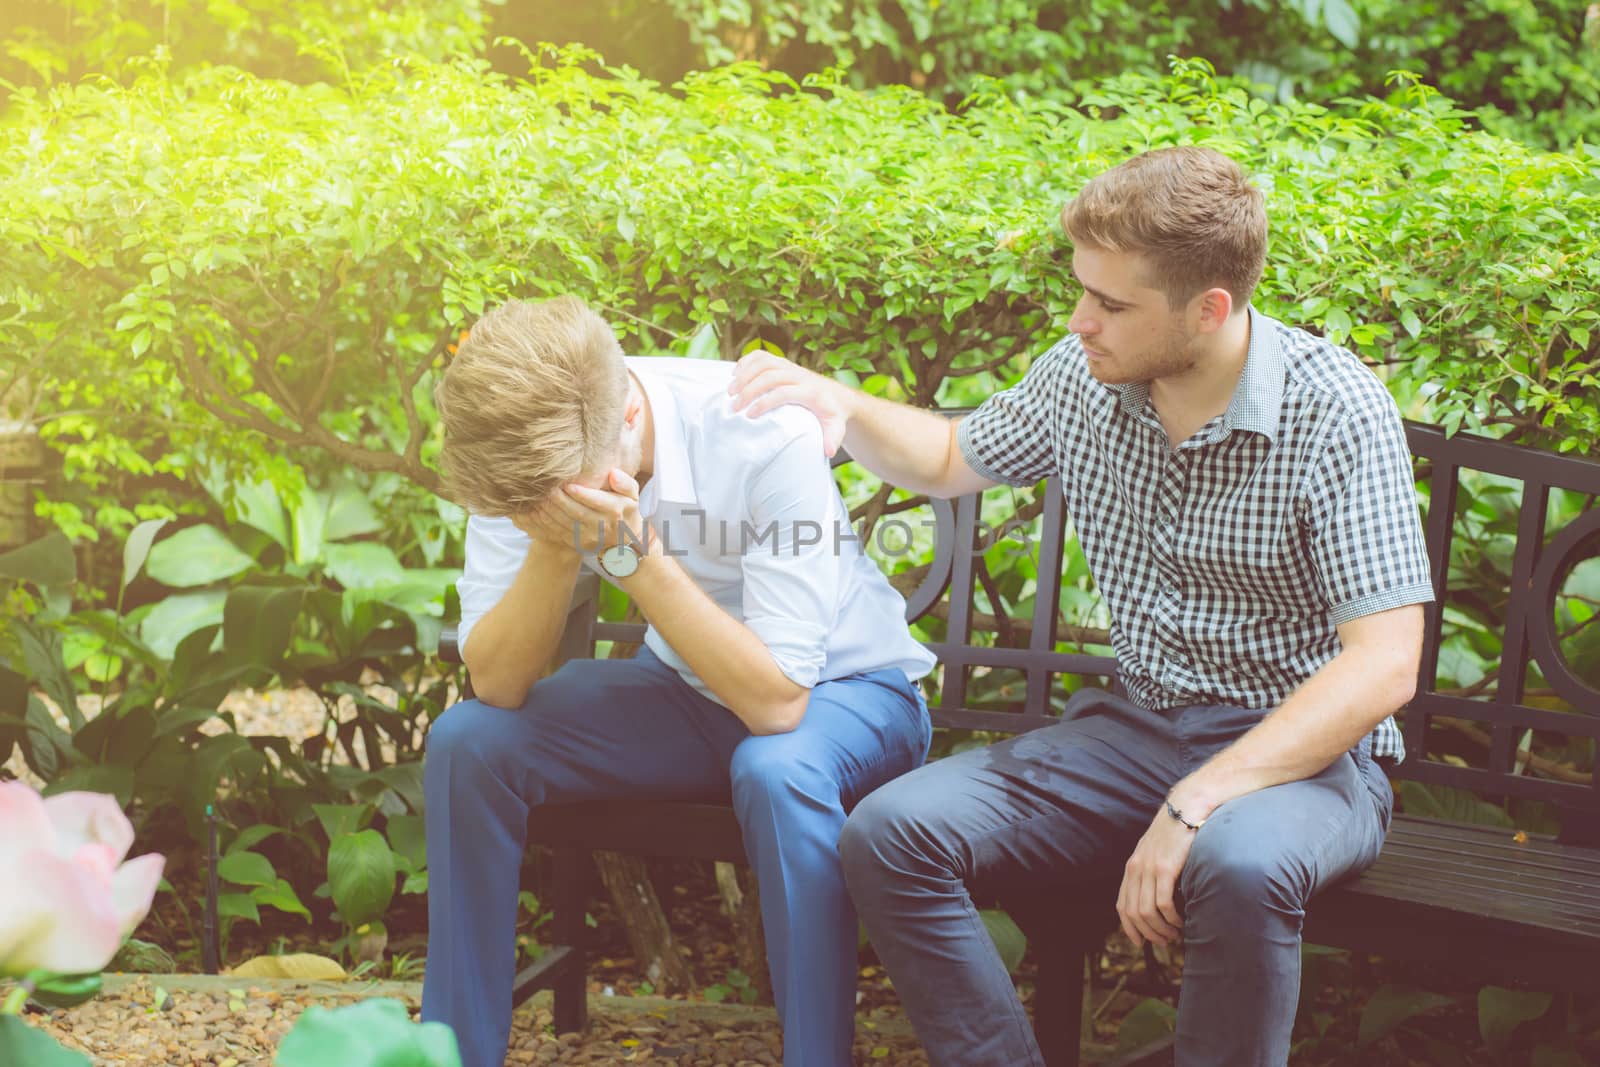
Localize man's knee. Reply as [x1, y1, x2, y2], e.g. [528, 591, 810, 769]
[1183, 831, 1309, 923]
[729, 736, 829, 812]
[423, 698, 529, 798]
[838, 779, 946, 890]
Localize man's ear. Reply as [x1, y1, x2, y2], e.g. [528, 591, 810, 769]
[623, 391, 643, 429]
[1192, 286, 1234, 335]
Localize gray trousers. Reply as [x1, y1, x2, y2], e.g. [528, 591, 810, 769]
[838, 691, 1393, 1067]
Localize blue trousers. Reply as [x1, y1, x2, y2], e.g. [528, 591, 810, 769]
[421, 647, 930, 1067]
[838, 692, 1393, 1067]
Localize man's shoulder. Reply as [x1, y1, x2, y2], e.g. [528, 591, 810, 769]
[1273, 318, 1396, 419]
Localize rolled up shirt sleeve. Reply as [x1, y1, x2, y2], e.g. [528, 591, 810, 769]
[455, 515, 532, 657]
[956, 340, 1069, 487]
[738, 424, 842, 690]
[1302, 400, 1434, 625]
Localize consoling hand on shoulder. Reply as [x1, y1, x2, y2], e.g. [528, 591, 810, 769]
[728, 350, 851, 458]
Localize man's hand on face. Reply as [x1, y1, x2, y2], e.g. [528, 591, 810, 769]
[727, 350, 849, 458]
[511, 497, 583, 561]
[556, 468, 662, 559]
[1115, 804, 1197, 950]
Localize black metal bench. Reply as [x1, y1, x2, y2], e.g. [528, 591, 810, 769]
[437, 421, 1600, 1064]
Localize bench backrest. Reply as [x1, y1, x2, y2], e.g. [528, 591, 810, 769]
[560, 421, 1599, 841]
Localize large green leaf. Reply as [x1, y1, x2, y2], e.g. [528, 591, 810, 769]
[1396, 781, 1514, 828]
[1358, 983, 1454, 1046]
[385, 814, 427, 872]
[218, 850, 277, 888]
[0, 531, 75, 587]
[323, 543, 406, 590]
[146, 525, 256, 588]
[327, 829, 396, 928]
[223, 582, 306, 673]
[1478, 987, 1551, 1052]
[321, 481, 385, 544]
[139, 591, 227, 660]
[292, 488, 327, 566]
[252, 878, 313, 921]
[13, 620, 78, 729]
[273, 998, 460, 1067]
[0, 1015, 92, 1067]
[45, 764, 135, 806]
[22, 693, 75, 780]
[121, 518, 169, 592]
[234, 479, 290, 551]
[979, 908, 1027, 974]
[1115, 997, 1177, 1056]
[314, 802, 374, 842]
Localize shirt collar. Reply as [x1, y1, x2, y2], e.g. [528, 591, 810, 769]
[1104, 305, 1285, 444]
[626, 360, 698, 515]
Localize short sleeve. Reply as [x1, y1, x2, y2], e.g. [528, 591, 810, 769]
[456, 515, 532, 656]
[955, 341, 1068, 486]
[738, 423, 842, 689]
[1301, 399, 1434, 625]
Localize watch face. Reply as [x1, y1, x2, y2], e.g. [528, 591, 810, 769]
[599, 544, 640, 578]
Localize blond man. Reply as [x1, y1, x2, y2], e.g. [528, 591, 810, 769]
[421, 296, 935, 1067]
[731, 146, 1431, 1065]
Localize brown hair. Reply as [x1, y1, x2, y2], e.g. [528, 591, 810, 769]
[435, 296, 628, 517]
[1060, 145, 1267, 307]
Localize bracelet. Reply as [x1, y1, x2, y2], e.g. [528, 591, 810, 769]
[1164, 797, 1206, 832]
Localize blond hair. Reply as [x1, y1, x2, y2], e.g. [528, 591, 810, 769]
[1061, 146, 1267, 307]
[435, 296, 628, 517]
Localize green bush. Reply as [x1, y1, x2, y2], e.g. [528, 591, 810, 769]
[499, 0, 1600, 149]
[3, 53, 1595, 527]
[1, 0, 494, 88]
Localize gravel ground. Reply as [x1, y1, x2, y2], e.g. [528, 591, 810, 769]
[10, 976, 929, 1066]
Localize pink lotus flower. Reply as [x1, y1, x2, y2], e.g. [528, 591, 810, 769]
[0, 782, 165, 977]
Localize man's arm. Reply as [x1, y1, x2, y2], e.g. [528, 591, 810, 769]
[728, 352, 995, 499]
[620, 552, 812, 734]
[559, 468, 814, 735]
[459, 516, 584, 709]
[1117, 603, 1424, 947]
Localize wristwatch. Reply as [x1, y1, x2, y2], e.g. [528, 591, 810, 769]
[597, 543, 641, 579]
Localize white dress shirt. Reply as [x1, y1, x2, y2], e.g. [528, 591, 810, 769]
[457, 356, 936, 702]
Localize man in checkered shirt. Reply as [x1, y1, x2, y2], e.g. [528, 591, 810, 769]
[729, 145, 1433, 1066]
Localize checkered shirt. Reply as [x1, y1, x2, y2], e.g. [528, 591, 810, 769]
[956, 307, 1433, 761]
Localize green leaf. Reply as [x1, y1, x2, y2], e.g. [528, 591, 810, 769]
[1322, 0, 1360, 48]
[218, 850, 277, 888]
[252, 878, 312, 921]
[29, 972, 103, 1010]
[227, 824, 284, 856]
[217, 891, 261, 924]
[322, 543, 405, 590]
[328, 829, 396, 928]
[292, 489, 327, 566]
[0, 1015, 92, 1067]
[0, 531, 75, 587]
[1116, 997, 1177, 1055]
[385, 814, 427, 872]
[684, 321, 719, 361]
[139, 591, 227, 660]
[979, 909, 1027, 974]
[1358, 984, 1454, 1046]
[121, 518, 169, 592]
[273, 998, 461, 1067]
[146, 526, 255, 588]
[223, 582, 306, 672]
[233, 480, 290, 551]
[321, 482, 385, 543]
[1478, 987, 1551, 1052]
[314, 802, 373, 842]
[1396, 781, 1514, 828]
